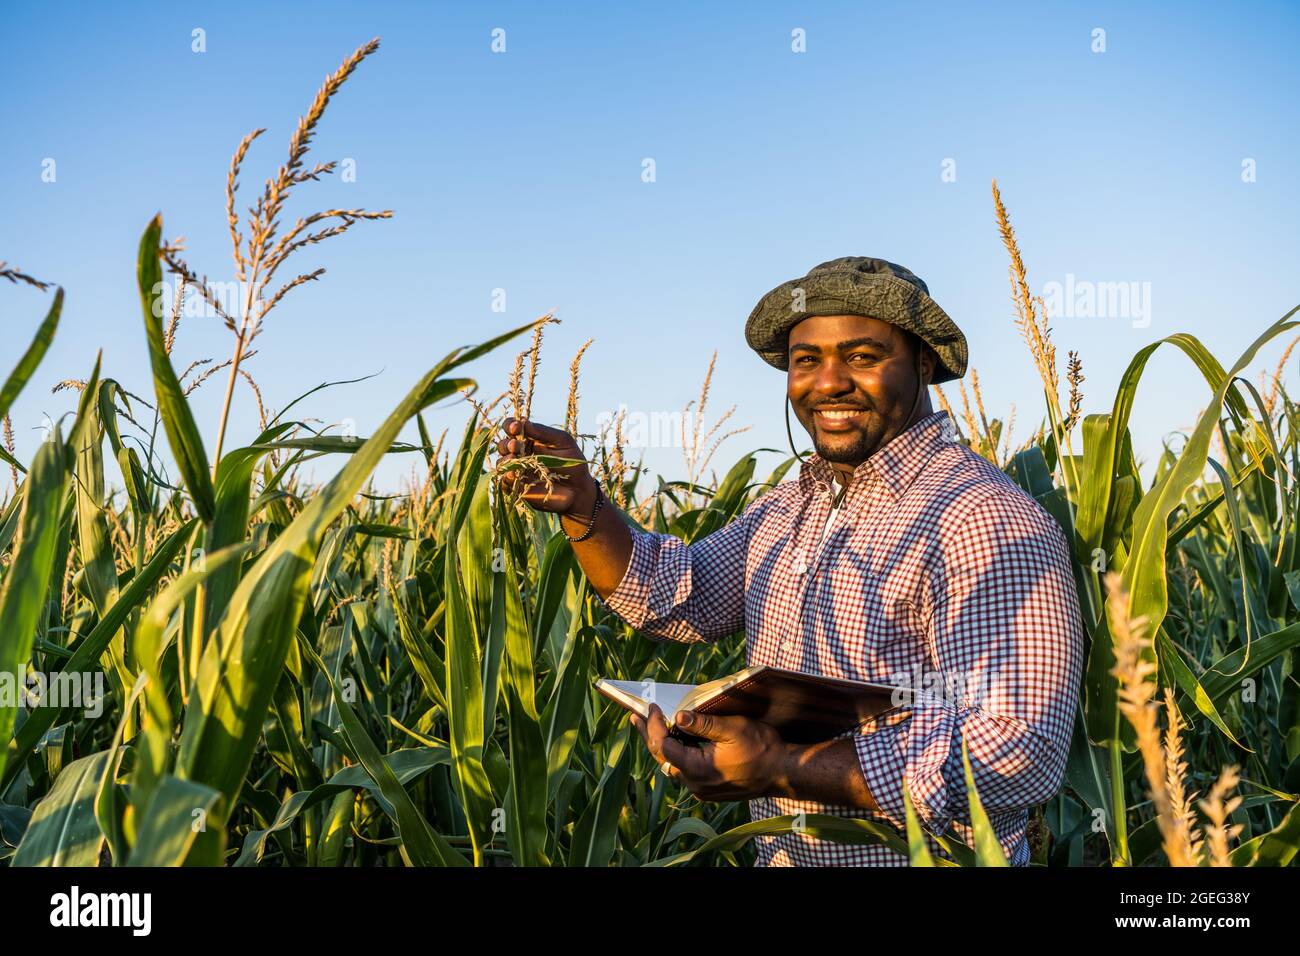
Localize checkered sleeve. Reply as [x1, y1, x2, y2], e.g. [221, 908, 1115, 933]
[597, 495, 769, 644]
[856, 490, 1084, 839]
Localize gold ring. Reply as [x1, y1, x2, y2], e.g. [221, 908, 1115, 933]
[660, 759, 674, 776]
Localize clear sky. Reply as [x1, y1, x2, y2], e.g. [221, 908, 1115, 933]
[3, 1, 1298, 496]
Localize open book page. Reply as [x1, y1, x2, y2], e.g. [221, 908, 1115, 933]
[677, 665, 766, 713]
[597, 666, 767, 725]
[595, 680, 696, 724]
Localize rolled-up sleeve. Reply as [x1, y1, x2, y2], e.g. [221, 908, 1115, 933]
[854, 490, 1084, 839]
[597, 498, 766, 644]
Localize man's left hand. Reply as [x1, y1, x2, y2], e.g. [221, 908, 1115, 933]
[629, 704, 793, 801]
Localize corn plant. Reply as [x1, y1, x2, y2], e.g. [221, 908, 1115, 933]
[2, 43, 1298, 869]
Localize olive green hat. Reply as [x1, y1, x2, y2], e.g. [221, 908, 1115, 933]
[744, 256, 968, 383]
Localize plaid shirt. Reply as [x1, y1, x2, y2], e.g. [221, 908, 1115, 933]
[601, 410, 1083, 866]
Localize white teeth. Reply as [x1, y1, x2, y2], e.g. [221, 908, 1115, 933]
[816, 410, 861, 420]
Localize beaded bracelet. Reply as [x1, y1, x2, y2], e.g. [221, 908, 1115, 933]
[563, 482, 604, 543]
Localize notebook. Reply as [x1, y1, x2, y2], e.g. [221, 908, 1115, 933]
[596, 665, 906, 744]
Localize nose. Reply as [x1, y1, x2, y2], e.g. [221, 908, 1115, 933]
[811, 356, 854, 397]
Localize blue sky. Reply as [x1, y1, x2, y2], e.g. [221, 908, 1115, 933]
[3, 1, 1298, 495]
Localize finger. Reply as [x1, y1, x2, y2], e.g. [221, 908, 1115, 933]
[661, 733, 711, 779]
[628, 709, 661, 759]
[499, 420, 528, 455]
[637, 712, 680, 782]
[629, 713, 652, 751]
[500, 435, 533, 456]
[495, 468, 521, 492]
[517, 483, 573, 509]
[646, 703, 670, 735]
[642, 704, 673, 762]
[495, 462, 547, 491]
[503, 418, 574, 449]
[673, 710, 735, 744]
[498, 476, 572, 514]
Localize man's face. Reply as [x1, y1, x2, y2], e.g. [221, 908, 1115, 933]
[787, 314, 934, 465]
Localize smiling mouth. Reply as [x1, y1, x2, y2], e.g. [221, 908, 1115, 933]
[815, 409, 865, 420]
[812, 407, 868, 430]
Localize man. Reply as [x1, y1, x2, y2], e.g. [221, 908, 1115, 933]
[497, 256, 1084, 866]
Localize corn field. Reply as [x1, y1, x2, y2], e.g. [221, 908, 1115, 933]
[1, 40, 1298, 868]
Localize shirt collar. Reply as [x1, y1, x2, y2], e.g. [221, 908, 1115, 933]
[796, 410, 957, 504]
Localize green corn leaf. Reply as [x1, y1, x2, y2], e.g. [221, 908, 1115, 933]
[126, 776, 222, 866]
[1201, 619, 1300, 707]
[391, 595, 448, 713]
[95, 674, 146, 863]
[902, 783, 937, 866]
[2, 519, 196, 793]
[443, 491, 496, 863]
[497, 498, 550, 866]
[1086, 311, 1300, 746]
[0, 422, 70, 785]
[175, 376, 472, 823]
[12, 749, 117, 867]
[645, 812, 910, 867]
[960, 733, 1009, 866]
[1232, 798, 1300, 867]
[532, 530, 576, 663]
[136, 214, 216, 521]
[173, 332, 525, 848]
[1123, 317, 1298, 650]
[234, 748, 450, 866]
[544, 618, 594, 801]
[297, 635, 466, 867]
[0, 285, 63, 427]
[0, 287, 63, 462]
[569, 732, 633, 866]
[1077, 333, 1245, 566]
[72, 386, 129, 692]
[131, 543, 251, 823]
[198, 424, 299, 643]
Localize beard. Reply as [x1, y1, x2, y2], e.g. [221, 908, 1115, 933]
[812, 424, 881, 463]
[789, 347, 927, 465]
[790, 399, 887, 464]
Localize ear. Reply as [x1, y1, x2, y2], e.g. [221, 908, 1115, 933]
[919, 345, 938, 386]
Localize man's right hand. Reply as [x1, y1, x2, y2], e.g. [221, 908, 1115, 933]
[495, 418, 633, 599]
[495, 418, 596, 517]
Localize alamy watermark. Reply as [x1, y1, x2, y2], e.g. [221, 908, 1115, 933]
[150, 277, 245, 321]
[1040, 274, 1151, 329]
[50, 886, 150, 935]
[887, 665, 1003, 709]
[592, 404, 702, 450]
[0, 670, 106, 718]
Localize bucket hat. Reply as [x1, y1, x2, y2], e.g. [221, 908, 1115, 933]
[745, 256, 967, 383]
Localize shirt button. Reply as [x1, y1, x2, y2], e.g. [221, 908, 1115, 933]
[780, 640, 794, 652]
[792, 553, 807, 574]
